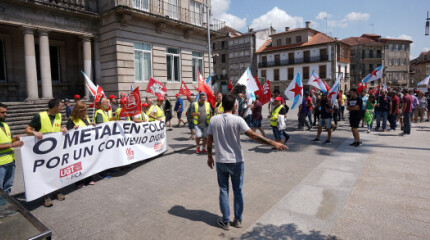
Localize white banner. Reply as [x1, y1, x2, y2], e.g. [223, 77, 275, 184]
[20, 121, 167, 202]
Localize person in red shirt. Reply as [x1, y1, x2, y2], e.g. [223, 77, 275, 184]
[306, 93, 313, 126]
[389, 91, 400, 131]
[400, 89, 412, 135]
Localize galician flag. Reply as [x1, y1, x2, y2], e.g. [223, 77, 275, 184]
[328, 74, 341, 104]
[81, 71, 97, 97]
[284, 72, 303, 109]
[237, 67, 260, 100]
[308, 70, 327, 93]
[362, 65, 383, 83]
[417, 73, 430, 86]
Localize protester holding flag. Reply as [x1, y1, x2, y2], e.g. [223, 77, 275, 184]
[25, 99, 68, 207]
[192, 93, 212, 154]
[66, 102, 96, 188]
[311, 93, 333, 144]
[0, 103, 23, 195]
[347, 89, 363, 147]
[147, 97, 165, 122]
[186, 94, 196, 140]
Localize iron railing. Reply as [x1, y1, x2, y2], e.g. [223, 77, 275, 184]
[127, 0, 225, 31]
[30, 0, 90, 12]
[259, 55, 329, 68]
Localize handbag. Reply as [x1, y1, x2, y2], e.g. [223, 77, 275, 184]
[277, 115, 287, 130]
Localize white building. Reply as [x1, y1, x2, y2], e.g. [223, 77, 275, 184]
[256, 22, 351, 94]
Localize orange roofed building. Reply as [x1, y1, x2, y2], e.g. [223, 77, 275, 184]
[256, 21, 351, 94]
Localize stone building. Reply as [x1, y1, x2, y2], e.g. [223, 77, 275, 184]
[257, 22, 351, 94]
[342, 34, 412, 88]
[410, 50, 430, 86]
[0, 0, 225, 102]
[212, 26, 274, 93]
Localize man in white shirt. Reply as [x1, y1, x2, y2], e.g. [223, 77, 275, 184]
[207, 94, 287, 230]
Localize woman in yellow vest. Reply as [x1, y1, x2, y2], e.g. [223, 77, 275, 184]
[133, 103, 150, 123]
[214, 92, 224, 115]
[0, 103, 24, 195]
[66, 102, 96, 188]
[147, 97, 166, 122]
[25, 99, 68, 207]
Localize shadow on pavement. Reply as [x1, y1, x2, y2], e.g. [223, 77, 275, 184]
[168, 205, 218, 227]
[235, 223, 338, 240]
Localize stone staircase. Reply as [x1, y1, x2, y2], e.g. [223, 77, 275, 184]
[4, 100, 94, 136]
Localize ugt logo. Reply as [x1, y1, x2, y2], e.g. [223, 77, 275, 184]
[150, 83, 166, 95]
[125, 148, 134, 161]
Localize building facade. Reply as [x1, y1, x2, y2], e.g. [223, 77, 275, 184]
[410, 50, 430, 86]
[257, 22, 351, 94]
[0, 0, 224, 102]
[342, 34, 412, 89]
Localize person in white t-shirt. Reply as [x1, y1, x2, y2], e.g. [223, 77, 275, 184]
[207, 94, 287, 230]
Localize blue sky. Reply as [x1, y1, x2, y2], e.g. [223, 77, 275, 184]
[211, 0, 430, 59]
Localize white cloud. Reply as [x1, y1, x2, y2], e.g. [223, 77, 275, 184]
[211, 0, 247, 30]
[249, 7, 304, 32]
[316, 11, 331, 20]
[344, 12, 370, 22]
[398, 34, 413, 41]
[424, 47, 430, 52]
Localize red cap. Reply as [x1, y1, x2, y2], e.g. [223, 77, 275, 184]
[142, 103, 149, 107]
[274, 96, 282, 101]
[119, 98, 126, 105]
[175, 93, 180, 97]
[74, 94, 81, 100]
[157, 97, 164, 101]
[108, 95, 117, 99]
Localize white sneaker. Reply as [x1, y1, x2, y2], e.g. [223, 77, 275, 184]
[367, 129, 370, 133]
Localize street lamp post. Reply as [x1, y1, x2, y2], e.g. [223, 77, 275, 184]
[425, 11, 429, 36]
[203, 3, 212, 82]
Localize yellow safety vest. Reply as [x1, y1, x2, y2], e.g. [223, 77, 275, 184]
[194, 102, 211, 125]
[147, 105, 165, 121]
[215, 102, 224, 115]
[270, 104, 284, 127]
[114, 108, 131, 121]
[0, 123, 14, 165]
[135, 112, 149, 121]
[72, 116, 91, 127]
[94, 109, 110, 123]
[39, 111, 62, 133]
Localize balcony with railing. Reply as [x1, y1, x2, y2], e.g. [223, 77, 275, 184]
[29, 0, 97, 13]
[258, 55, 329, 68]
[124, 0, 225, 32]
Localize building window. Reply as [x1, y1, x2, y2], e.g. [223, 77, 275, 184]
[274, 86, 280, 92]
[389, 44, 393, 51]
[132, 0, 149, 11]
[134, 42, 151, 82]
[192, 51, 202, 82]
[402, 73, 405, 79]
[229, 53, 233, 58]
[319, 65, 326, 79]
[239, 63, 244, 69]
[362, 50, 365, 58]
[244, 37, 249, 43]
[396, 44, 400, 51]
[222, 54, 226, 63]
[239, 51, 244, 57]
[166, 0, 179, 20]
[234, 39, 238, 45]
[402, 45, 406, 51]
[286, 38, 291, 44]
[277, 39, 282, 46]
[262, 56, 267, 65]
[190, 0, 202, 26]
[390, 59, 394, 66]
[35, 45, 62, 82]
[296, 36, 302, 43]
[303, 66, 309, 79]
[376, 50, 381, 58]
[369, 50, 373, 58]
[388, 73, 392, 81]
[402, 58, 406, 65]
[229, 41, 233, 46]
[369, 64, 373, 72]
[239, 38, 244, 44]
[167, 47, 180, 82]
[261, 70, 266, 78]
[288, 68, 294, 80]
[396, 58, 400, 65]
[222, 41, 226, 49]
[0, 40, 5, 82]
[274, 69, 280, 81]
[244, 50, 250, 56]
[395, 73, 399, 80]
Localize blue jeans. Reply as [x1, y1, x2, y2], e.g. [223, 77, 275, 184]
[403, 112, 411, 134]
[376, 111, 388, 130]
[307, 111, 313, 126]
[216, 162, 244, 222]
[244, 115, 252, 128]
[0, 162, 15, 195]
[272, 126, 290, 141]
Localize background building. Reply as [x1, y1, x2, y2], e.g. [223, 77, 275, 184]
[257, 21, 351, 94]
[410, 50, 430, 87]
[342, 34, 412, 88]
[0, 0, 225, 101]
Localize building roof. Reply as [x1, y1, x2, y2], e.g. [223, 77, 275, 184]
[341, 36, 383, 46]
[380, 38, 413, 43]
[270, 27, 318, 37]
[218, 25, 242, 37]
[257, 31, 344, 53]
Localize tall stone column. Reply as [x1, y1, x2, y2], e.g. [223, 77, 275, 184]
[23, 27, 39, 100]
[82, 37, 92, 99]
[39, 30, 53, 99]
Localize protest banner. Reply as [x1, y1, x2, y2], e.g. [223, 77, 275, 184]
[19, 121, 167, 202]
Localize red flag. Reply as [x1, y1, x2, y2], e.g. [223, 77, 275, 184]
[310, 87, 317, 95]
[88, 86, 106, 109]
[179, 80, 191, 97]
[227, 79, 233, 90]
[198, 71, 216, 107]
[253, 77, 263, 98]
[357, 82, 367, 94]
[260, 80, 271, 105]
[146, 78, 167, 98]
[120, 87, 141, 118]
[323, 80, 331, 92]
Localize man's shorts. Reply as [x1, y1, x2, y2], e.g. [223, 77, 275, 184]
[177, 111, 183, 119]
[188, 121, 195, 130]
[252, 119, 262, 128]
[318, 118, 332, 128]
[350, 117, 361, 128]
[195, 126, 208, 138]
